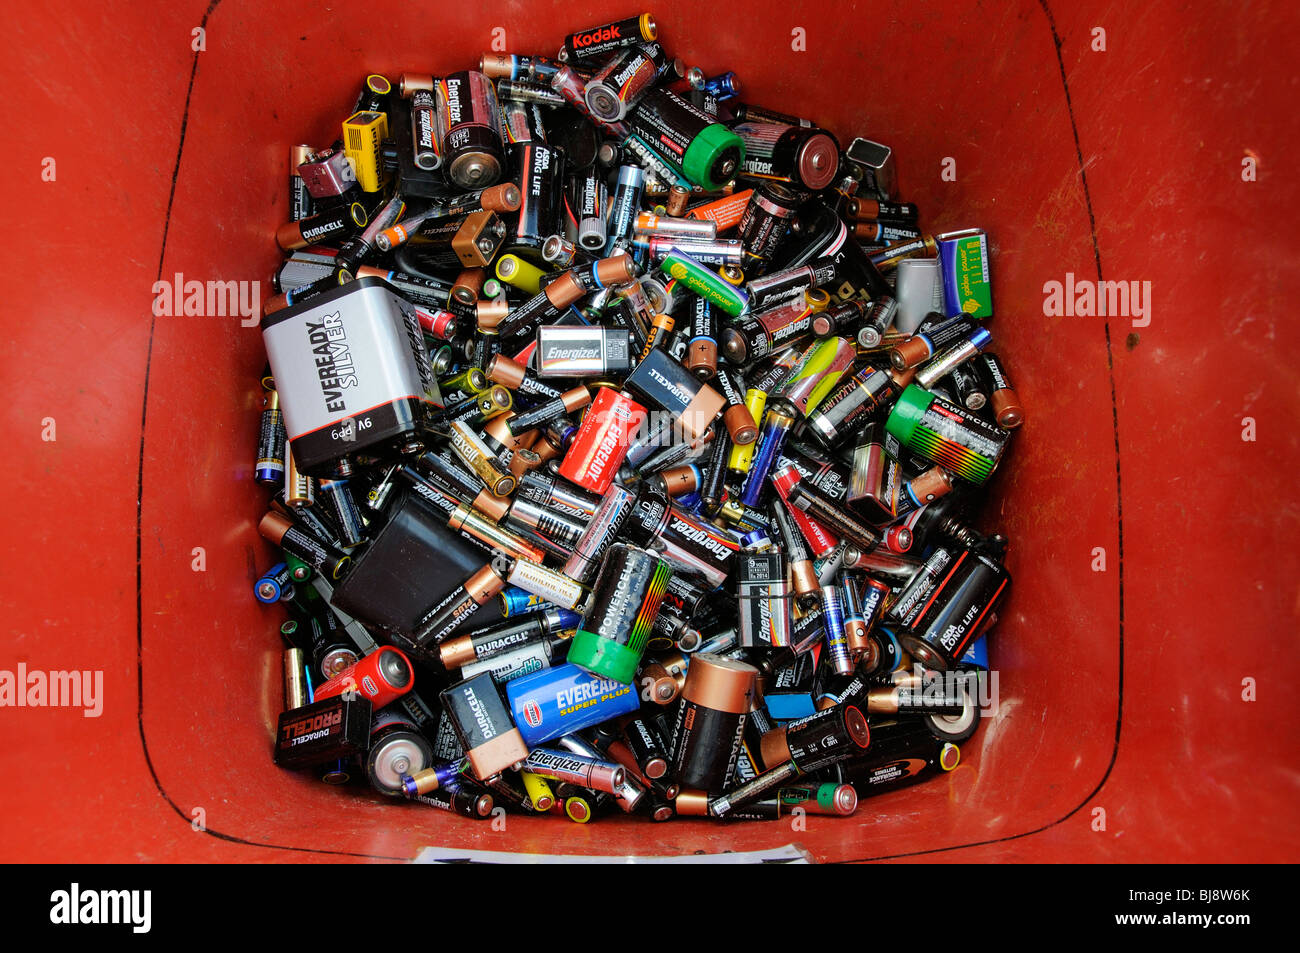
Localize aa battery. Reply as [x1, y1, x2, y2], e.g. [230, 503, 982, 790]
[259, 511, 350, 581]
[524, 747, 625, 794]
[562, 14, 657, 64]
[805, 364, 912, 446]
[977, 351, 1025, 429]
[255, 389, 286, 485]
[605, 164, 646, 255]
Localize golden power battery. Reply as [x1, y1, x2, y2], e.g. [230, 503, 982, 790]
[343, 110, 389, 192]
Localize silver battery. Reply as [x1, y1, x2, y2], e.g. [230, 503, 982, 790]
[507, 497, 587, 548]
[535, 325, 632, 378]
[895, 257, 945, 335]
[524, 747, 625, 794]
[646, 236, 743, 266]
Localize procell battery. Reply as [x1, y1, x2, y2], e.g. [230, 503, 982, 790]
[627, 88, 745, 191]
[568, 543, 673, 683]
[261, 278, 434, 477]
[273, 695, 372, 769]
[437, 71, 506, 189]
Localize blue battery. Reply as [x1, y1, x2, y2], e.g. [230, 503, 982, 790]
[499, 586, 556, 618]
[960, 635, 989, 669]
[506, 661, 640, 747]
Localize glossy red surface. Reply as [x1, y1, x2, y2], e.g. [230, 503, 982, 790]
[1, 0, 1296, 862]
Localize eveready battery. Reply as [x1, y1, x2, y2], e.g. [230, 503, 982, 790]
[506, 661, 641, 747]
[261, 277, 435, 477]
[556, 387, 646, 494]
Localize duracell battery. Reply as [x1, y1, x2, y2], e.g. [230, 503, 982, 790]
[440, 672, 530, 780]
[276, 201, 368, 251]
[758, 703, 871, 774]
[438, 608, 572, 670]
[671, 653, 758, 791]
[623, 347, 725, 442]
[712, 366, 759, 445]
[412, 563, 506, 645]
[505, 386, 591, 435]
[273, 695, 372, 769]
[259, 511, 351, 580]
[487, 353, 564, 403]
[977, 351, 1025, 429]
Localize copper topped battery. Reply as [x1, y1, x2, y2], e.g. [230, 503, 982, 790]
[732, 122, 840, 192]
[672, 653, 759, 791]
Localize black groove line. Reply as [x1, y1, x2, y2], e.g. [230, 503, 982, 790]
[132, 1, 1125, 863]
[135, 0, 404, 861]
[837, 0, 1125, 862]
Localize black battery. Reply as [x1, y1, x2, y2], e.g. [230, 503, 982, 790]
[273, 695, 372, 769]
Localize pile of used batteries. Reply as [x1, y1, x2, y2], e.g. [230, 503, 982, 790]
[256, 13, 1023, 824]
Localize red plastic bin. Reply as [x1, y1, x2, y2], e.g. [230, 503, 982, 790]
[1, 0, 1297, 863]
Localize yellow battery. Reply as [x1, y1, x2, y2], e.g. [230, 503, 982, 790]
[495, 253, 546, 296]
[519, 770, 556, 812]
[343, 110, 389, 192]
[727, 387, 767, 474]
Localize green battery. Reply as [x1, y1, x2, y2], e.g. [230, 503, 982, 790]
[885, 384, 1009, 486]
[658, 247, 749, 316]
[627, 88, 745, 191]
[284, 553, 313, 583]
[495, 253, 546, 296]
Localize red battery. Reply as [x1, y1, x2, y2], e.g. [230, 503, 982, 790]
[772, 464, 839, 558]
[313, 646, 414, 710]
[557, 387, 646, 495]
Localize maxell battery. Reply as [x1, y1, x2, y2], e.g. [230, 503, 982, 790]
[440, 671, 529, 779]
[936, 228, 992, 318]
[436, 70, 506, 189]
[273, 695, 371, 770]
[568, 543, 673, 683]
[505, 661, 641, 747]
